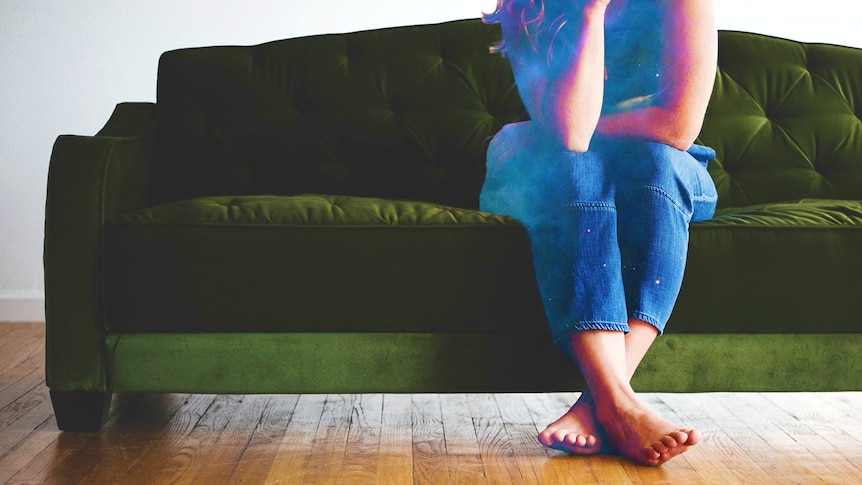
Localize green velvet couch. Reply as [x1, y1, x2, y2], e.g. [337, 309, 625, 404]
[45, 19, 862, 431]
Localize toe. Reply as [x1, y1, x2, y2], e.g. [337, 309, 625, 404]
[553, 429, 570, 445]
[669, 430, 692, 447]
[661, 434, 681, 449]
[684, 428, 701, 445]
[565, 433, 585, 447]
[537, 430, 554, 447]
[640, 447, 662, 465]
[571, 434, 596, 448]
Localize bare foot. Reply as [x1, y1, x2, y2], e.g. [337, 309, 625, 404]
[537, 390, 612, 454]
[596, 397, 699, 466]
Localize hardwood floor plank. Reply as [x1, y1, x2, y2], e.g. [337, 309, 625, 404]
[0, 349, 44, 413]
[584, 455, 637, 484]
[70, 394, 198, 485]
[9, 423, 101, 483]
[465, 393, 523, 484]
[377, 394, 413, 485]
[411, 393, 450, 484]
[0, 369, 44, 430]
[493, 393, 536, 426]
[438, 393, 487, 484]
[180, 394, 271, 483]
[0, 323, 18, 338]
[226, 394, 298, 484]
[701, 393, 830, 484]
[668, 393, 801, 485]
[821, 392, 862, 426]
[0, 419, 57, 484]
[119, 393, 218, 482]
[494, 393, 577, 484]
[759, 392, 862, 482]
[133, 393, 250, 483]
[340, 394, 385, 484]
[264, 393, 327, 483]
[0, 384, 53, 443]
[299, 394, 354, 484]
[0, 326, 43, 378]
[766, 392, 862, 449]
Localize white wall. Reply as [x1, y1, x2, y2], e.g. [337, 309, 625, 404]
[0, 0, 857, 321]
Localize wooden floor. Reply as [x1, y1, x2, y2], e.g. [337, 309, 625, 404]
[1, 322, 861, 484]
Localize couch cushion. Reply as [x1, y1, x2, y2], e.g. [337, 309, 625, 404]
[155, 20, 521, 208]
[114, 193, 512, 226]
[670, 199, 862, 334]
[156, 23, 862, 214]
[103, 194, 547, 334]
[698, 32, 862, 209]
[702, 198, 862, 226]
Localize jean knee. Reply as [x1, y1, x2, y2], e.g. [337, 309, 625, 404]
[481, 122, 613, 226]
[612, 142, 701, 217]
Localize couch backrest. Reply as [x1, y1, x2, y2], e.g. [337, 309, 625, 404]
[156, 20, 862, 209]
[700, 31, 862, 208]
[155, 19, 521, 208]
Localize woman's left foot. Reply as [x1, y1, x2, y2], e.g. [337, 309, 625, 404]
[596, 396, 700, 466]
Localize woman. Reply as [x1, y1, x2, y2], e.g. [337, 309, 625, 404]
[480, 0, 718, 466]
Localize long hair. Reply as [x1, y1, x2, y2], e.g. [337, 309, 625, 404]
[483, 0, 572, 64]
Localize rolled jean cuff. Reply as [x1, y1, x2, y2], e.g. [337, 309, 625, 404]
[629, 311, 665, 335]
[553, 321, 631, 354]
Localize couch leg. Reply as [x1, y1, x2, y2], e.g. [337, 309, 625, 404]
[49, 390, 111, 432]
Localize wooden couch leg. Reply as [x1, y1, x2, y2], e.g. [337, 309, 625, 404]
[49, 391, 111, 432]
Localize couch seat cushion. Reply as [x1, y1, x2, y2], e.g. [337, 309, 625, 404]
[116, 194, 511, 226]
[702, 199, 862, 227]
[103, 194, 547, 334]
[671, 199, 862, 334]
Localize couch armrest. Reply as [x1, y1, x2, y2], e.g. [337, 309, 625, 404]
[44, 102, 158, 393]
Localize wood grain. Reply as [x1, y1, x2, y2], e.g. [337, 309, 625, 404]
[377, 394, 413, 485]
[1, 322, 861, 484]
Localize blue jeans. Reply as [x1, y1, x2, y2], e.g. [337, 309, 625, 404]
[480, 122, 718, 352]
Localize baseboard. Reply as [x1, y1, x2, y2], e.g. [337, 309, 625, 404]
[0, 292, 45, 322]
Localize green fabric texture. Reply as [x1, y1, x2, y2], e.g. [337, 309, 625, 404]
[105, 333, 862, 393]
[698, 32, 862, 207]
[106, 332, 575, 393]
[103, 194, 544, 333]
[707, 199, 862, 226]
[44, 103, 157, 392]
[112, 194, 517, 226]
[635, 334, 862, 392]
[44, 20, 862, 403]
[155, 20, 520, 208]
[671, 199, 862, 333]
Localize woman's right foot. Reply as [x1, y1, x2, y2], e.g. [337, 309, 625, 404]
[537, 390, 611, 454]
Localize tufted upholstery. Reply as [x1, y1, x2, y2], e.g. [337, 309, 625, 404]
[156, 23, 862, 214]
[156, 20, 521, 208]
[700, 31, 862, 208]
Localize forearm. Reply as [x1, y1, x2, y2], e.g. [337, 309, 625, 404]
[596, 105, 703, 151]
[538, 3, 608, 152]
[596, 0, 717, 151]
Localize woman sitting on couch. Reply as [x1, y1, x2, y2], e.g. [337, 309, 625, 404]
[480, 0, 718, 466]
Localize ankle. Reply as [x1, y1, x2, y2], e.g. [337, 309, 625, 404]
[590, 385, 639, 421]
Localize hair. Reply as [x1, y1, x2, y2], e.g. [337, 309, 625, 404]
[482, 0, 572, 64]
